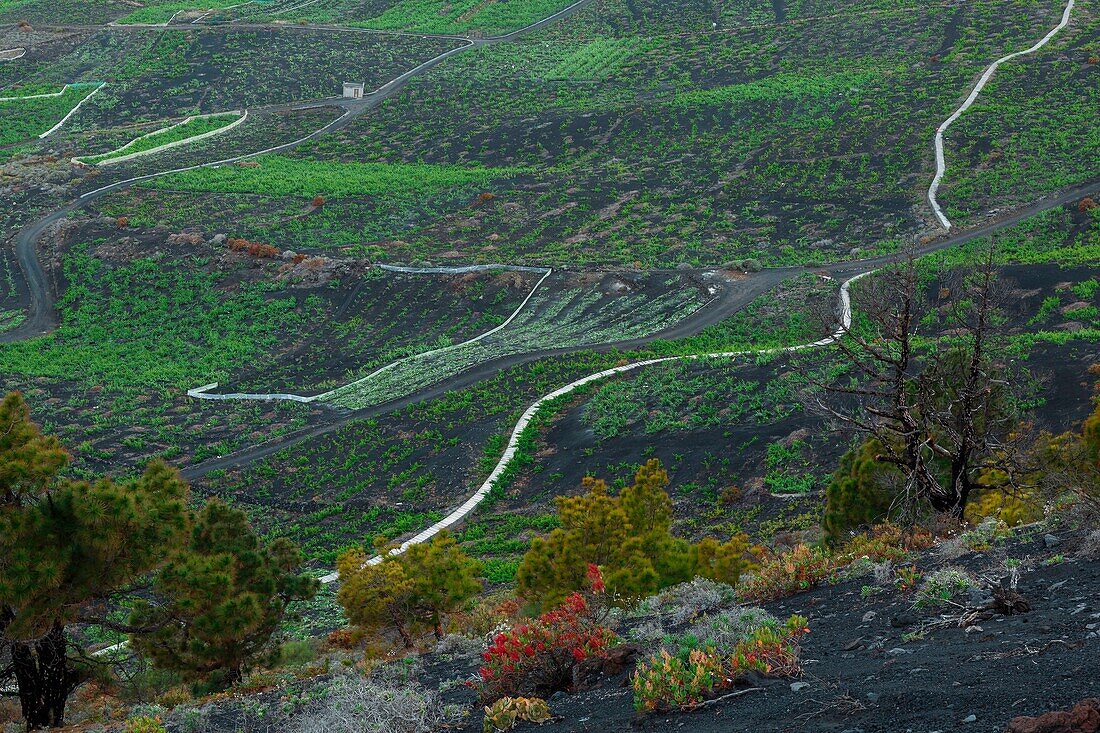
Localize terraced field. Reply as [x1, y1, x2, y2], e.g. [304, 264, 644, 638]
[0, 0, 1099, 728]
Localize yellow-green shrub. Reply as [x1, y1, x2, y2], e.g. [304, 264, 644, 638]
[483, 697, 552, 732]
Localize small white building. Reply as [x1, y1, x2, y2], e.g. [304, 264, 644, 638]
[342, 82, 365, 99]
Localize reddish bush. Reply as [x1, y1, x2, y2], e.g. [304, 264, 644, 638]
[477, 191, 496, 203]
[1006, 698, 1100, 733]
[116, 216, 129, 229]
[324, 628, 361, 650]
[738, 545, 834, 602]
[475, 566, 617, 702]
[311, 195, 325, 207]
[226, 237, 279, 259]
[1080, 197, 1098, 213]
[1088, 55, 1099, 65]
[292, 253, 307, 264]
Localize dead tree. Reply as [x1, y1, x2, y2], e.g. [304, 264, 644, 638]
[808, 242, 1022, 519]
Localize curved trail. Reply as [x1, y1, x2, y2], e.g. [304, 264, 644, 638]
[0, 0, 596, 344]
[72, 109, 248, 167]
[187, 266, 554, 403]
[170, 177, 1100, 483]
[319, 271, 868, 581]
[927, 0, 1076, 230]
[3, 0, 1098, 581]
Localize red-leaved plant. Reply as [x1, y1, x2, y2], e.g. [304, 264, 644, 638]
[475, 565, 617, 702]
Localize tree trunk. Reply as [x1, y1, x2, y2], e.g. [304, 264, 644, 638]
[11, 621, 80, 730]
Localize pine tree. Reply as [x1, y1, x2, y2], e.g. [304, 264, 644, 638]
[0, 392, 190, 730]
[823, 438, 900, 544]
[129, 500, 318, 687]
[517, 459, 750, 608]
[337, 531, 482, 647]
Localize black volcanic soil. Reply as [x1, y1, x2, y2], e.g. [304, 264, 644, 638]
[432, 528, 1100, 733]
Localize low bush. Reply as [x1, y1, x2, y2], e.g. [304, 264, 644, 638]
[632, 615, 808, 713]
[914, 567, 977, 609]
[286, 673, 459, 733]
[124, 716, 168, 733]
[482, 697, 551, 732]
[227, 237, 280, 259]
[738, 545, 833, 602]
[1078, 530, 1100, 560]
[475, 569, 618, 703]
[633, 577, 739, 624]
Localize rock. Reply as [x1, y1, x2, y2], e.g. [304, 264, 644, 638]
[965, 625, 983, 635]
[1061, 302, 1092, 316]
[862, 611, 877, 622]
[790, 681, 810, 692]
[891, 612, 918, 628]
[866, 692, 880, 703]
[1005, 698, 1100, 733]
[211, 233, 226, 244]
[886, 647, 912, 656]
[1044, 534, 1062, 549]
[571, 644, 638, 690]
[843, 638, 864, 651]
[962, 714, 977, 723]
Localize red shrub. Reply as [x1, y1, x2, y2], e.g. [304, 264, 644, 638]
[475, 566, 617, 702]
[116, 216, 129, 229]
[311, 195, 325, 207]
[226, 237, 279, 259]
[1080, 197, 1098, 213]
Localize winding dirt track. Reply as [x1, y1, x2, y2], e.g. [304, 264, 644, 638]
[2, 0, 1099, 569]
[0, 0, 597, 343]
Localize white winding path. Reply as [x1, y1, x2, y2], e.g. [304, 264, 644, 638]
[927, 0, 1076, 230]
[187, 266, 553, 403]
[72, 110, 247, 167]
[319, 271, 869, 583]
[0, 82, 107, 138]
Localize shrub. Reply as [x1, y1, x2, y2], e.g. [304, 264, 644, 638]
[1078, 530, 1100, 560]
[337, 530, 483, 648]
[517, 460, 750, 609]
[117, 216, 130, 228]
[279, 639, 319, 669]
[1080, 197, 1098, 212]
[226, 237, 280, 259]
[964, 486, 1043, 527]
[686, 607, 778, 654]
[738, 545, 833, 602]
[824, 439, 900, 544]
[730, 616, 808, 678]
[482, 697, 551, 732]
[632, 615, 807, 713]
[915, 567, 976, 609]
[632, 647, 724, 712]
[311, 195, 325, 207]
[634, 578, 739, 624]
[434, 633, 484, 659]
[324, 628, 362, 650]
[835, 523, 933, 567]
[287, 674, 458, 733]
[475, 574, 618, 703]
[959, 517, 1011, 551]
[125, 716, 168, 733]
